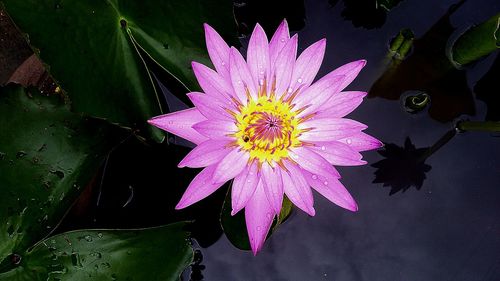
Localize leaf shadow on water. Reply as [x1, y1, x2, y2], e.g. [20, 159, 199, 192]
[372, 129, 456, 195]
[56, 136, 227, 249]
[329, 0, 404, 29]
[474, 53, 500, 121]
[369, 0, 477, 123]
[233, 0, 305, 35]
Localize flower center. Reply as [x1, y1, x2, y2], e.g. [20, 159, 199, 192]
[234, 95, 301, 163]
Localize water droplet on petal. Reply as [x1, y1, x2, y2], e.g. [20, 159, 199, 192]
[256, 226, 262, 231]
[346, 138, 352, 144]
[297, 78, 303, 84]
[259, 79, 264, 86]
[280, 38, 286, 43]
[321, 146, 326, 151]
[266, 212, 273, 219]
[323, 181, 328, 186]
[287, 87, 293, 93]
[221, 61, 226, 66]
[312, 175, 318, 180]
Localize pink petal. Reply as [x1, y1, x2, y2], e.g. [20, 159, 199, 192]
[187, 92, 233, 120]
[192, 119, 237, 140]
[315, 91, 367, 118]
[175, 165, 225, 209]
[148, 108, 208, 145]
[261, 162, 284, 215]
[231, 162, 259, 215]
[269, 19, 290, 65]
[282, 161, 315, 216]
[298, 118, 368, 142]
[192, 62, 232, 101]
[273, 34, 298, 98]
[310, 141, 366, 166]
[245, 181, 275, 255]
[302, 169, 358, 211]
[293, 75, 346, 117]
[178, 139, 231, 168]
[322, 59, 366, 91]
[288, 39, 326, 94]
[289, 146, 340, 178]
[212, 148, 250, 184]
[338, 132, 384, 152]
[247, 23, 271, 91]
[230, 47, 258, 103]
[204, 23, 231, 79]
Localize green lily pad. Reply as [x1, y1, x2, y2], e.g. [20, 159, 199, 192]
[0, 85, 127, 272]
[0, 222, 193, 281]
[120, 0, 239, 90]
[220, 188, 293, 251]
[451, 12, 500, 66]
[1, 0, 239, 141]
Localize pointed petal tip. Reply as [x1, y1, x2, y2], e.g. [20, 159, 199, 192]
[250, 239, 264, 255]
[175, 201, 186, 210]
[147, 116, 165, 129]
[191, 60, 201, 69]
[346, 199, 359, 212]
[377, 140, 385, 148]
[253, 22, 264, 32]
[177, 159, 188, 168]
[203, 23, 216, 34]
[307, 206, 316, 216]
[251, 246, 259, 256]
[350, 202, 359, 212]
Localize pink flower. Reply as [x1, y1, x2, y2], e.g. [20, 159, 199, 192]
[148, 20, 382, 255]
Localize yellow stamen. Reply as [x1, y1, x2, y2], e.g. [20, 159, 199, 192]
[234, 94, 301, 163]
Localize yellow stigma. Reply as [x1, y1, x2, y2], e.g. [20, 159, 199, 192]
[234, 95, 301, 163]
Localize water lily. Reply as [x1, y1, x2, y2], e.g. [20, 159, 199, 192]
[148, 20, 382, 254]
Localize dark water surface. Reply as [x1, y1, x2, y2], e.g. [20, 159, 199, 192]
[200, 0, 500, 280]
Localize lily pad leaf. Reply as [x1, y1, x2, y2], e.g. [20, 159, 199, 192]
[451, 12, 500, 66]
[0, 222, 193, 281]
[220, 188, 293, 251]
[120, 0, 240, 91]
[1, 0, 239, 141]
[0, 85, 127, 271]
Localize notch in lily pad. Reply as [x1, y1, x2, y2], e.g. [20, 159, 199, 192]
[120, 18, 127, 28]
